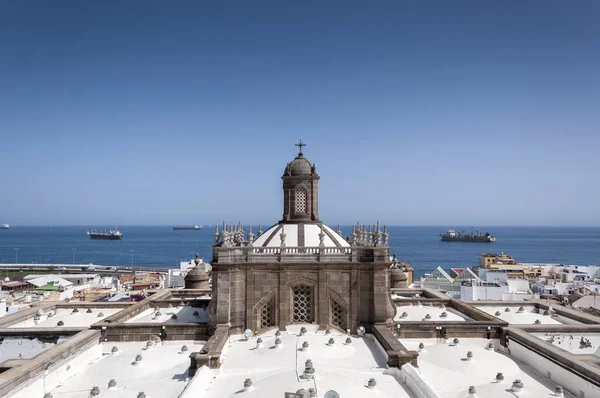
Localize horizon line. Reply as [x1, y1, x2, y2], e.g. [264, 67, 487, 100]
[3, 224, 600, 228]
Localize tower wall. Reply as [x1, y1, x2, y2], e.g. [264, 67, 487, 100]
[209, 262, 395, 334]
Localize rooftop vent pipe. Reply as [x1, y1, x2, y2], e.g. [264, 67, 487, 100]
[511, 379, 524, 393]
[367, 378, 377, 389]
[468, 386, 477, 397]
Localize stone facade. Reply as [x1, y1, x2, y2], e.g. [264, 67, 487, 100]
[206, 143, 396, 334]
[209, 261, 395, 334]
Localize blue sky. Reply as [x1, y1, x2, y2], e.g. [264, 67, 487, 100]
[1, 1, 599, 226]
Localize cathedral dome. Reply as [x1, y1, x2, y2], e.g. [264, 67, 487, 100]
[252, 223, 349, 249]
[284, 155, 315, 176]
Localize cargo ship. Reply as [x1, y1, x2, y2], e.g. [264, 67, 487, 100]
[440, 227, 495, 243]
[173, 225, 202, 230]
[1, 223, 8, 229]
[87, 229, 123, 240]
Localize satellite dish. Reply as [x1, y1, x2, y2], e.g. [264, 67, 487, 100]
[324, 391, 340, 398]
[244, 329, 253, 339]
[356, 326, 366, 336]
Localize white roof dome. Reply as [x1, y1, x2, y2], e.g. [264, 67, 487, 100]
[252, 223, 349, 248]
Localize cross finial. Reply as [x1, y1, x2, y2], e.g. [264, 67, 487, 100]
[295, 139, 306, 156]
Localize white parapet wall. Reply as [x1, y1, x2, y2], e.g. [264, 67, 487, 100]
[507, 337, 600, 398]
[9, 340, 102, 398]
[399, 364, 439, 398]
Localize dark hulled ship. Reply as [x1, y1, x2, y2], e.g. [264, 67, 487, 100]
[173, 225, 202, 230]
[87, 229, 123, 240]
[440, 227, 495, 243]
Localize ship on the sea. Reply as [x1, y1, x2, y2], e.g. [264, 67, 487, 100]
[1, 223, 8, 229]
[173, 225, 202, 230]
[440, 227, 495, 243]
[87, 229, 123, 240]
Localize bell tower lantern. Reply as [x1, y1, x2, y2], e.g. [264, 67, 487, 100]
[281, 140, 320, 223]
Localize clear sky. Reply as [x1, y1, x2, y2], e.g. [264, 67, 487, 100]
[1, 1, 599, 226]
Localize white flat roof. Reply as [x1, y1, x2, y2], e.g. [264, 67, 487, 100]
[401, 338, 576, 398]
[24, 273, 99, 280]
[476, 306, 580, 325]
[197, 328, 411, 398]
[8, 308, 122, 328]
[394, 303, 469, 322]
[0, 336, 67, 360]
[532, 332, 600, 354]
[27, 275, 73, 288]
[125, 306, 207, 324]
[50, 340, 205, 398]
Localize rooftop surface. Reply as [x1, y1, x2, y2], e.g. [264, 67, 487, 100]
[477, 305, 580, 325]
[197, 327, 411, 398]
[0, 336, 67, 360]
[532, 332, 600, 355]
[125, 306, 207, 323]
[401, 338, 576, 398]
[49, 340, 205, 398]
[8, 308, 122, 328]
[394, 303, 469, 322]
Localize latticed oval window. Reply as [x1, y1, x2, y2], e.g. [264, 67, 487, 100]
[295, 189, 307, 213]
[292, 285, 314, 323]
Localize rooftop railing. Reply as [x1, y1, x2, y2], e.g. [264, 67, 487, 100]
[213, 245, 389, 264]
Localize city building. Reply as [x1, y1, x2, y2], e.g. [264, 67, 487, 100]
[1, 143, 599, 398]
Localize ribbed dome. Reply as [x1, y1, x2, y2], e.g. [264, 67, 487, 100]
[284, 155, 315, 176]
[390, 267, 408, 288]
[185, 266, 209, 289]
[391, 268, 408, 281]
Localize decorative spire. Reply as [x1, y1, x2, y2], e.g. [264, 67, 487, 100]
[318, 224, 325, 247]
[349, 225, 357, 244]
[337, 224, 342, 237]
[247, 225, 255, 245]
[258, 224, 263, 236]
[280, 224, 286, 248]
[213, 224, 220, 244]
[382, 225, 389, 245]
[295, 139, 306, 156]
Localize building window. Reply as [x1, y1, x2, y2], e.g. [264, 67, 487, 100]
[292, 284, 314, 323]
[295, 189, 307, 214]
[331, 299, 346, 329]
[260, 298, 274, 329]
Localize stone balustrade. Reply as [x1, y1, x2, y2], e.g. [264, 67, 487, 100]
[213, 245, 389, 264]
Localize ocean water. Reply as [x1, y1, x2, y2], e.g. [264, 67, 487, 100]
[0, 226, 599, 277]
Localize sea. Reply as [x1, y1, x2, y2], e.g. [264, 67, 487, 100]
[0, 226, 599, 277]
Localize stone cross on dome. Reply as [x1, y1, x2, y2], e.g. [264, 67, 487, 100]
[295, 139, 306, 156]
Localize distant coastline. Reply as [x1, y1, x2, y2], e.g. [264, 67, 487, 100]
[1, 226, 598, 276]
